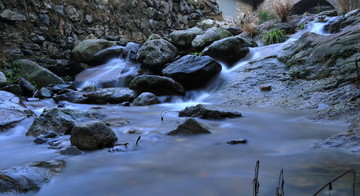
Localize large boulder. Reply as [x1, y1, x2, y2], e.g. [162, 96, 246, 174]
[169, 27, 204, 49]
[136, 38, 178, 71]
[26, 108, 105, 137]
[162, 55, 222, 89]
[0, 91, 33, 131]
[179, 104, 242, 119]
[72, 39, 117, 64]
[0, 160, 65, 194]
[132, 92, 160, 106]
[191, 27, 232, 49]
[129, 75, 185, 96]
[70, 121, 118, 150]
[201, 36, 258, 65]
[13, 59, 65, 88]
[167, 118, 210, 136]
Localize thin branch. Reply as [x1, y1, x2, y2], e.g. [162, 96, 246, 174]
[313, 169, 356, 196]
[253, 160, 260, 196]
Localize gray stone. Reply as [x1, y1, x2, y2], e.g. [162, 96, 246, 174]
[133, 92, 160, 106]
[35, 87, 52, 98]
[136, 38, 177, 70]
[0, 9, 26, 22]
[179, 104, 242, 119]
[0, 72, 7, 86]
[169, 27, 204, 48]
[129, 75, 185, 96]
[17, 78, 37, 97]
[59, 146, 82, 155]
[93, 45, 124, 65]
[72, 39, 117, 64]
[201, 36, 257, 66]
[70, 121, 118, 150]
[0, 160, 65, 194]
[89, 87, 136, 104]
[122, 42, 141, 61]
[167, 118, 210, 136]
[0, 91, 33, 131]
[162, 55, 222, 89]
[192, 27, 232, 49]
[13, 59, 65, 88]
[65, 6, 81, 22]
[26, 108, 105, 137]
[37, 14, 50, 25]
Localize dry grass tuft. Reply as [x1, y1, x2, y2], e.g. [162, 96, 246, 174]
[242, 23, 258, 38]
[273, 0, 292, 22]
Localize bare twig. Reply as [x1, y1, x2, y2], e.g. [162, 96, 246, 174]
[276, 169, 285, 196]
[253, 160, 260, 196]
[136, 136, 141, 146]
[313, 169, 356, 196]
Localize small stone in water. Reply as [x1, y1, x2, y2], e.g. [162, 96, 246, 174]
[259, 86, 272, 91]
[34, 137, 47, 144]
[60, 146, 82, 155]
[227, 139, 247, 145]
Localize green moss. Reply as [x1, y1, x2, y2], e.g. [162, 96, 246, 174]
[298, 22, 305, 30]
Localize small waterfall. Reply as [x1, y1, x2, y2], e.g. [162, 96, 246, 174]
[74, 58, 139, 89]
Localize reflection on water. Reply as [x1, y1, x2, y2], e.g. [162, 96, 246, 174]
[1, 101, 355, 196]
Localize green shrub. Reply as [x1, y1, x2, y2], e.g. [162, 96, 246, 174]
[263, 29, 286, 45]
[258, 11, 276, 24]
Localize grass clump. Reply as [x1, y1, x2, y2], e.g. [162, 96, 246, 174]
[242, 23, 258, 38]
[273, 0, 292, 22]
[258, 11, 276, 24]
[263, 29, 286, 45]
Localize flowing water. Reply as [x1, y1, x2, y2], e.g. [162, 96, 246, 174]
[1, 17, 360, 196]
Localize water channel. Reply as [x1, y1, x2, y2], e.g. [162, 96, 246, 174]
[1, 16, 359, 196]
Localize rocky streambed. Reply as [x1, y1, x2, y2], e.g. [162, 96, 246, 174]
[0, 8, 359, 196]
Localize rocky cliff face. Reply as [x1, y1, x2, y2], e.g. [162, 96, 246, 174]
[0, 0, 221, 73]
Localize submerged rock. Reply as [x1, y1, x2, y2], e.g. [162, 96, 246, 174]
[167, 118, 210, 136]
[133, 92, 160, 106]
[70, 121, 118, 150]
[129, 75, 185, 96]
[179, 104, 242, 119]
[0, 91, 33, 131]
[0, 160, 65, 194]
[26, 108, 105, 137]
[59, 146, 82, 155]
[201, 36, 257, 66]
[162, 55, 222, 89]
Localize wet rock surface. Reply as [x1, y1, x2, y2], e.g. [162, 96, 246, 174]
[0, 91, 33, 131]
[192, 27, 233, 49]
[72, 39, 117, 64]
[26, 108, 105, 137]
[162, 55, 222, 89]
[129, 75, 185, 96]
[179, 104, 242, 119]
[201, 35, 257, 66]
[70, 121, 118, 150]
[133, 92, 160, 106]
[167, 118, 211, 136]
[0, 160, 65, 194]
